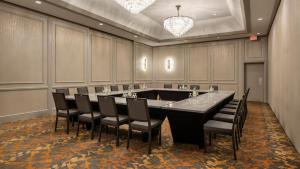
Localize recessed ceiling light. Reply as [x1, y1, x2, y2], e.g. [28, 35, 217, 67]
[212, 13, 217, 16]
[99, 23, 103, 26]
[257, 18, 263, 21]
[35, 0, 42, 4]
[134, 35, 138, 38]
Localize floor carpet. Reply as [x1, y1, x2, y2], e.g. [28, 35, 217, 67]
[0, 102, 299, 169]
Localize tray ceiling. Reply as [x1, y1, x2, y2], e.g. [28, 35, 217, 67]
[61, 0, 246, 40]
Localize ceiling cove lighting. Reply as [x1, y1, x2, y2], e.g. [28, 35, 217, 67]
[114, 0, 156, 14]
[165, 57, 174, 72]
[164, 5, 194, 37]
[141, 56, 148, 72]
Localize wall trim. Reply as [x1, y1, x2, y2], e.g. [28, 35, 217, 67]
[0, 109, 53, 124]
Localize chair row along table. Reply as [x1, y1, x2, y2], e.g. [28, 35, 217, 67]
[65, 88, 235, 147]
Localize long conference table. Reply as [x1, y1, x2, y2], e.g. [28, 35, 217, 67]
[65, 88, 235, 148]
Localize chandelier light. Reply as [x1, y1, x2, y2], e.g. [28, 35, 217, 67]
[164, 5, 194, 37]
[114, 0, 156, 14]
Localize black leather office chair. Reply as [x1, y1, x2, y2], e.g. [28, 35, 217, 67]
[110, 85, 119, 91]
[126, 98, 162, 154]
[204, 101, 242, 160]
[75, 94, 101, 139]
[190, 85, 200, 90]
[164, 84, 172, 89]
[97, 96, 129, 146]
[95, 86, 104, 93]
[52, 92, 78, 134]
[123, 84, 129, 91]
[56, 88, 70, 96]
[77, 87, 89, 95]
[134, 84, 140, 89]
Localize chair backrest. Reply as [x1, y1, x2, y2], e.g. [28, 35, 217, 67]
[178, 84, 187, 89]
[164, 84, 172, 89]
[56, 88, 70, 96]
[123, 84, 129, 91]
[232, 100, 243, 129]
[95, 86, 104, 93]
[240, 90, 249, 114]
[97, 96, 118, 117]
[110, 85, 119, 91]
[190, 85, 200, 90]
[126, 98, 150, 122]
[134, 84, 140, 89]
[210, 85, 219, 91]
[52, 92, 68, 110]
[77, 87, 89, 95]
[75, 94, 93, 114]
[245, 88, 250, 100]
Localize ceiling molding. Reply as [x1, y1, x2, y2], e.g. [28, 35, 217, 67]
[3, 0, 279, 46]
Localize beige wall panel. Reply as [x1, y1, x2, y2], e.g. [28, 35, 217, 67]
[91, 33, 112, 83]
[154, 46, 185, 81]
[218, 84, 238, 98]
[54, 24, 86, 83]
[268, 0, 300, 153]
[188, 45, 210, 82]
[0, 9, 45, 84]
[245, 37, 267, 63]
[211, 43, 236, 82]
[201, 84, 210, 90]
[0, 89, 48, 116]
[245, 40, 262, 58]
[116, 39, 133, 83]
[135, 43, 153, 82]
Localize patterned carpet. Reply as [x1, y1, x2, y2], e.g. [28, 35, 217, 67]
[0, 102, 299, 169]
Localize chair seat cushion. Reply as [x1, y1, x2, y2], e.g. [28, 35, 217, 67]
[220, 108, 236, 115]
[130, 119, 162, 131]
[204, 120, 233, 133]
[228, 101, 239, 105]
[224, 104, 238, 109]
[102, 115, 128, 126]
[213, 113, 234, 123]
[79, 112, 101, 122]
[57, 109, 78, 117]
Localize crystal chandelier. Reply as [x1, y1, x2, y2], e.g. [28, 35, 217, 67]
[164, 5, 194, 37]
[114, 0, 156, 14]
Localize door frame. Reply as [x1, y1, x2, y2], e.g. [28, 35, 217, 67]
[244, 62, 267, 103]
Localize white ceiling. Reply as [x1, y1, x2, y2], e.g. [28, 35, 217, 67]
[60, 0, 246, 40]
[3, 0, 281, 46]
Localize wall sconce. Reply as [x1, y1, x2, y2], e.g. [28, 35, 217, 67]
[141, 56, 148, 72]
[165, 57, 174, 72]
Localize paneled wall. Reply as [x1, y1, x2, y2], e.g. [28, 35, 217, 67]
[268, 0, 300, 153]
[134, 43, 153, 83]
[0, 3, 48, 122]
[148, 38, 267, 99]
[0, 3, 134, 122]
[153, 46, 185, 81]
[51, 20, 89, 86]
[115, 39, 133, 83]
[90, 31, 113, 84]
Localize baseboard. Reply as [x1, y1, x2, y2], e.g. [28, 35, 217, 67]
[0, 109, 55, 124]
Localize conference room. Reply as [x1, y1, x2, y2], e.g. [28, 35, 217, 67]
[0, 0, 299, 168]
